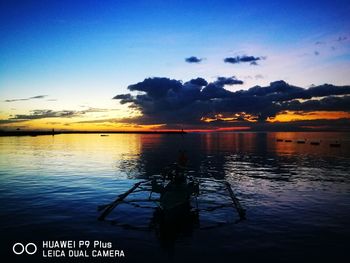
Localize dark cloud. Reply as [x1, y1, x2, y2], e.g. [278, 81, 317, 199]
[305, 84, 350, 97]
[128, 77, 183, 99]
[4, 95, 48, 102]
[80, 107, 118, 113]
[185, 56, 202, 63]
[0, 111, 73, 124]
[188, 77, 208, 86]
[75, 118, 120, 124]
[315, 41, 325, 45]
[282, 95, 350, 112]
[337, 36, 347, 42]
[0, 107, 117, 125]
[224, 55, 262, 65]
[214, 76, 243, 86]
[30, 95, 46, 99]
[0, 119, 27, 124]
[314, 51, 320, 56]
[9, 110, 80, 120]
[113, 94, 134, 104]
[113, 77, 350, 127]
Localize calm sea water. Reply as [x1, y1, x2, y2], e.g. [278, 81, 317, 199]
[1, 132, 350, 262]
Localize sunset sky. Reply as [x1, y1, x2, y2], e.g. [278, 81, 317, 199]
[1, 0, 350, 131]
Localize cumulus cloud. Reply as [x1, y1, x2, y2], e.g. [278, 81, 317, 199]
[185, 56, 202, 63]
[214, 76, 243, 86]
[281, 95, 350, 112]
[113, 77, 350, 127]
[188, 77, 208, 86]
[224, 55, 262, 65]
[4, 95, 48, 102]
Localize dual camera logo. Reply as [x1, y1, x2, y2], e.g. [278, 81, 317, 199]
[12, 243, 37, 255]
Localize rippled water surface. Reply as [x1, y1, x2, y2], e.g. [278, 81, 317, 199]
[1, 132, 350, 262]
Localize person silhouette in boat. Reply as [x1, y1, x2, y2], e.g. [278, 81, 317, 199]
[150, 151, 199, 251]
[151, 150, 197, 215]
[177, 150, 188, 169]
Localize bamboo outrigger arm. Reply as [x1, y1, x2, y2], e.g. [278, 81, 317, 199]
[98, 181, 146, 221]
[225, 182, 246, 220]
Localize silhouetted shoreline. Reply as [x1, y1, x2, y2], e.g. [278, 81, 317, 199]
[0, 130, 186, 137]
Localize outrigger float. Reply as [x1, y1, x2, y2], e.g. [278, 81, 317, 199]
[98, 165, 246, 229]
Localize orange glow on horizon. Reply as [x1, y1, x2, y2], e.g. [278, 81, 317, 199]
[0, 117, 165, 132]
[269, 111, 350, 122]
[2, 110, 349, 132]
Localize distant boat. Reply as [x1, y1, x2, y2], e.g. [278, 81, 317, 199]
[100, 134, 109, 137]
[297, 139, 306, 144]
[330, 142, 341, 147]
[276, 139, 283, 142]
[310, 141, 320, 146]
[284, 139, 292, 142]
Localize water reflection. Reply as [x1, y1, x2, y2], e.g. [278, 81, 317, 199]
[116, 132, 350, 184]
[1, 132, 350, 262]
[151, 206, 199, 256]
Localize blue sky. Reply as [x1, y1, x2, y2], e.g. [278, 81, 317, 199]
[0, 0, 349, 130]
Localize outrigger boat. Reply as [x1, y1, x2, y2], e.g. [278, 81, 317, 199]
[98, 164, 246, 229]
